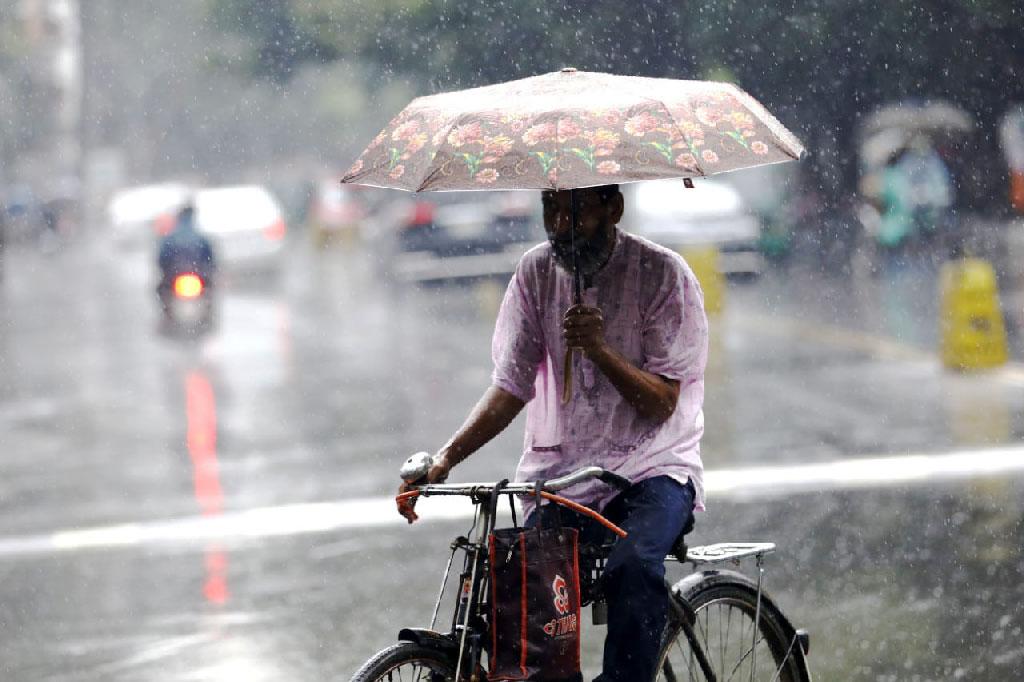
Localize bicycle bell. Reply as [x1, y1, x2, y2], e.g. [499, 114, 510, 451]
[400, 451, 435, 483]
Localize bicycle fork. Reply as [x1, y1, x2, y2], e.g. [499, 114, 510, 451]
[451, 500, 494, 682]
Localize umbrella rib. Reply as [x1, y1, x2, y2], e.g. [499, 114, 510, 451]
[552, 115, 562, 191]
[651, 97, 708, 179]
[596, 79, 715, 178]
[414, 110, 470, 192]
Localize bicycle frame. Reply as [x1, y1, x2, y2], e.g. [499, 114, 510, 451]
[396, 469, 802, 682]
[438, 488, 496, 681]
[409, 485, 721, 682]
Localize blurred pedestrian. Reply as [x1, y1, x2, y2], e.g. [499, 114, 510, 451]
[902, 137, 953, 238]
[397, 184, 709, 682]
[879, 137, 953, 253]
[999, 108, 1024, 215]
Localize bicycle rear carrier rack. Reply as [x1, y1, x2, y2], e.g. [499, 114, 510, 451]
[684, 542, 776, 566]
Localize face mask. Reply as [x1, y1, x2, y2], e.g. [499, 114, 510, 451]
[549, 220, 612, 278]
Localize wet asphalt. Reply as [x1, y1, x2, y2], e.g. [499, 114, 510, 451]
[0, 232, 1022, 680]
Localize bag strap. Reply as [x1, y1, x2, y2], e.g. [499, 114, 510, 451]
[508, 493, 518, 528]
[489, 478, 509, 527]
[533, 479, 562, 532]
[533, 479, 545, 524]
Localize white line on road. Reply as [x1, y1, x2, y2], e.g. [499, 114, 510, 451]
[735, 311, 1024, 386]
[1, 445, 1023, 557]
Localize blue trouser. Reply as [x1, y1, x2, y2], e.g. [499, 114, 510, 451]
[526, 476, 696, 682]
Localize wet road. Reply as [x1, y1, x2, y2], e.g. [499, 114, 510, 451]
[1, 234, 1022, 680]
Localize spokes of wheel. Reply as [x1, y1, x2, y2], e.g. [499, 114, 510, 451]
[380, 663, 444, 681]
[659, 597, 794, 682]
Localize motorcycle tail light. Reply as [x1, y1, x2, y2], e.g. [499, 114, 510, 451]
[173, 273, 204, 299]
[264, 218, 286, 241]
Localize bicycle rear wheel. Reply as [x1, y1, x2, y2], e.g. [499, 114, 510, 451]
[350, 642, 456, 682]
[657, 572, 809, 682]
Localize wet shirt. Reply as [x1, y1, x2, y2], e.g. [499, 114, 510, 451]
[492, 230, 708, 514]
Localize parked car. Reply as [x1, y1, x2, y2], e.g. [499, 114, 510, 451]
[373, 191, 542, 283]
[194, 185, 287, 271]
[620, 178, 764, 278]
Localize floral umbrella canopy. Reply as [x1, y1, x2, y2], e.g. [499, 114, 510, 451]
[341, 68, 804, 192]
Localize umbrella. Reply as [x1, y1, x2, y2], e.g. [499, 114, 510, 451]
[861, 101, 974, 138]
[860, 128, 911, 169]
[342, 68, 804, 193]
[342, 68, 805, 400]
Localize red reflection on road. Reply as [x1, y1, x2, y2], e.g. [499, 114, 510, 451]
[185, 370, 228, 605]
[203, 547, 229, 605]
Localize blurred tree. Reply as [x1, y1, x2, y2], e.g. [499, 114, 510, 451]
[77, 0, 375, 183]
[210, 0, 333, 83]
[210, 0, 1023, 211]
[0, 0, 62, 186]
[0, 1, 19, 183]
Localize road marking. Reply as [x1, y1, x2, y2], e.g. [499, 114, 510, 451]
[1, 445, 1023, 556]
[732, 311, 930, 361]
[732, 311, 1024, 386]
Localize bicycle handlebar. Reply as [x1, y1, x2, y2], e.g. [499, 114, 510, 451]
[407, 465, 629, 497]
[396, 465, 632, 537]
[597, 470, 633, 491]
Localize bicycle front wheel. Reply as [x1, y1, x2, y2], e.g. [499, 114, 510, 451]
[350, 642, 456, 682]
[657, 572, 809, 682]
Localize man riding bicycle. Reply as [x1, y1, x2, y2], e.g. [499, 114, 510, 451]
[398, 183, 708, 682]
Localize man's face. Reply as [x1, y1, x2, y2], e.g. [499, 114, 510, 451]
[542, 188, 623, 276]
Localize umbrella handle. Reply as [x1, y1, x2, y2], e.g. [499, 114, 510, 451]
[561, 348, 574, 404]
[562, 190, 581, 406]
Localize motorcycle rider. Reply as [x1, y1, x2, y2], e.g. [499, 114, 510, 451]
[156, 203, 216, 320]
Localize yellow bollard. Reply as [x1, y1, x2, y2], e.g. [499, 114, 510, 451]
[680, 245, 725, 315]
[939, 257, 1009, 370]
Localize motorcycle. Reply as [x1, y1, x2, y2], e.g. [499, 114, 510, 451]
[159, 270, 214, 334]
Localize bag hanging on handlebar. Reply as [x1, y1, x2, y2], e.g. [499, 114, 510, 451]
[488, 517, 582, 681]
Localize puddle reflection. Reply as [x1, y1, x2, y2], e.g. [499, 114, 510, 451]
[943, 375, 1013, 446]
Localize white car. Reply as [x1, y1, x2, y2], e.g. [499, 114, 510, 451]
[194, 185, 287, 271]
[620, 178, 764, 277]
[106, 182, 190, 249]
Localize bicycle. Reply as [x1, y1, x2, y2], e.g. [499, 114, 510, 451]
[351, 464, 812, 682]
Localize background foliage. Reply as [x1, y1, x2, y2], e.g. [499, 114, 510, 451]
[208, 0, 1023, 208]
[3, 0, 1021, 209]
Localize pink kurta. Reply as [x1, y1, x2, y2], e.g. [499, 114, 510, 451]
[492, 230, 708, 515]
